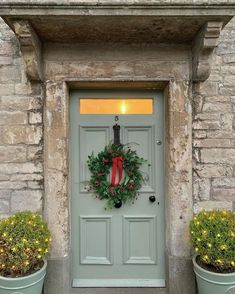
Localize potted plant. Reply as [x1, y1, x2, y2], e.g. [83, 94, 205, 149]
[0, 211, 51, 294]
[190, 210, 235, 294]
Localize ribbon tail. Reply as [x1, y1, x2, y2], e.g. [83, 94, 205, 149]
[111, 158, 117, 186]
[117, 158, 123, 185]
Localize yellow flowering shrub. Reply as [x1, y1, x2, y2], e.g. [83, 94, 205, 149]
[190, 210, 235, 273]
[0, 211, 51, 277]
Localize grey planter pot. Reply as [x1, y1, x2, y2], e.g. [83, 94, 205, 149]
[193, 256, 235, 294]
[0, 260, 47, 294]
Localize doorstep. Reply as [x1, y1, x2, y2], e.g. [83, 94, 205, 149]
[71, 288, 167, 294]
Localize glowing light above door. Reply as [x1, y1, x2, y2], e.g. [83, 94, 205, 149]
[80, 99, 153, 114]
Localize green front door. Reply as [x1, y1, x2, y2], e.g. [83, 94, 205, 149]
[70, 90, 165, 287]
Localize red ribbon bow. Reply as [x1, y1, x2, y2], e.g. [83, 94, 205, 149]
[111, 156, 123, 186]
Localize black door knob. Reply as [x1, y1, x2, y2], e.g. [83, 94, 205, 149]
[149, 195, 156, 203]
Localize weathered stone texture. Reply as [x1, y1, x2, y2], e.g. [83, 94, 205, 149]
[193, 17, 235, 212]
[0, 18, 43, 217]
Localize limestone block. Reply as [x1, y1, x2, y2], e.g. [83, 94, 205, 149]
[205, 95, 230, 102]
[27, 181, 42, 190]
[14, 82, 41, 95]
[192, 120, 220, 130]
[0, 199, 10, 214]
[0, 190, 11, 199]
[220, 113, 234, 130]
[224, 75, 235, 87]
[0, 174, 10, 181]
[0, 83, 14, 95]
[192, 130, 207, 139]
[231, 96, 235, 103]
[206, 130, 235, 139]
[44, 170, 68, 258]
[193, 177, 211, 201]
[0, 126, 42, 145]
[0, 111, 27, 125]
[0, 146, 27, 163]
[27, 145, 43, 161]
[194, 113, 219, 120]
[0, 162, 43, 174]
[219, 85, 235, 96]
[193, 164, 233, 178]
[212, 188, 235, 201]
[194, 201, 233, 213]
[11, 190, 42, 212]
[212, 177, 235, 187]
[0, 95, 42, 111]
[201, 148, 235, 164]
[193, 94, 203, 113]
[0, 56, 13, 65]
[221, 65, 235, 75]
[0, 181, 27, 190]
[11, 173, 43, 181]
[0, 66, 21, 82]
[202, 102, 231, 112]
[199, 81, 218, 96]
[29, 111, 42, 124]
[0, 40, 17, 55]
[169, 80, 190, 112]
[193, 138, 235, 148]
[193, 150, 201, 165]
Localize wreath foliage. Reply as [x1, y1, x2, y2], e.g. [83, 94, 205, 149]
[87, 143, 146, 209]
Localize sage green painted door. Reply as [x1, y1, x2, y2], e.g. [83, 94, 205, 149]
[70, 90, 165, 287]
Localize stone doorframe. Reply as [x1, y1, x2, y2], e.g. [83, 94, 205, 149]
[43, 79, 194, 294]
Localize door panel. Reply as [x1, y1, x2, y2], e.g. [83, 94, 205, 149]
[123, 126, 154, 192]
[70, 90, 165, 288]
[80, 216, 113, 265]
[123, 216, 157, 264]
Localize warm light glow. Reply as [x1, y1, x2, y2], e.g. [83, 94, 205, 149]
[80, 99, 153, 114]
[120, 102, 127, 114]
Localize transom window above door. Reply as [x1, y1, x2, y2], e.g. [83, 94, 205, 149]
[80, 98, 153, 114]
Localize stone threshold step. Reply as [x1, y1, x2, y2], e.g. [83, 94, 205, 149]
[71, 288, 167, 294]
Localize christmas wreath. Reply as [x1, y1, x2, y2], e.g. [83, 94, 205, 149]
[87, 143, 146, 209]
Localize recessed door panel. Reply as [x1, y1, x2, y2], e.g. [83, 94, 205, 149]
[80, 216, 112, 265]
[123, 216, 157, 264]
[123, 126, 155, 192]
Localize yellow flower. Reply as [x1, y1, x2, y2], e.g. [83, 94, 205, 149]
[220, 244, 227, 250]
[207, 243, 212, 248]
[203, 255, 209, 261]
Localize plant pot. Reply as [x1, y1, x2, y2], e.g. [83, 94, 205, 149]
[193, 256, 235, 294]
[0, 260, 47, 294]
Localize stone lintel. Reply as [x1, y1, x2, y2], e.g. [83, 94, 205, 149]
[192, 21, 223, 82]
[10, 20, 43, 81]
[0, 2, 235, 16]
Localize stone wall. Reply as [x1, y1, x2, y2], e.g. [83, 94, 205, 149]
[0, 19, 43, 217]
[0, 15, 235, 219]
[193, 18, 235, 213]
